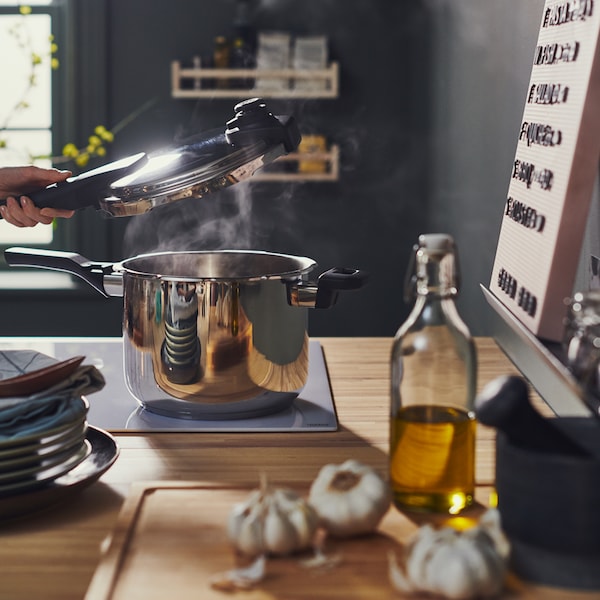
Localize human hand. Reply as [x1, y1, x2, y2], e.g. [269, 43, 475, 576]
[0, 165, 75, 227]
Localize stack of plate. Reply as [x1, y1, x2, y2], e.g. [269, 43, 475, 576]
[0, 351, 98, 498]
[0, 397, 91, 497]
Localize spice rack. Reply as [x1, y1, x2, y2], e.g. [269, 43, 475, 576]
[171, 60, 339, 99]
[171, 60, 340, 182]
[170, 60, 340, 181]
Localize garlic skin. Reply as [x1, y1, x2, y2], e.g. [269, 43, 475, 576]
[308, 459, 391, 537]
[210, 554, 266, 591]
[388, 509, 509, 600]
[228, 484, 319, 557]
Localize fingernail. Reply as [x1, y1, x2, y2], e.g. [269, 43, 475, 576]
[20, 196, 28, 207]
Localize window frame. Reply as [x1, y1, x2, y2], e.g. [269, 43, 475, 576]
[0, 4, 60, 247]
[0, 0, 119, 268]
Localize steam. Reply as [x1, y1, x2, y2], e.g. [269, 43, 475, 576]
[123, 181, 259, 257]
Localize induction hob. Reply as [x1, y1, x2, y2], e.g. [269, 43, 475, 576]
[0, 338, 338, 433]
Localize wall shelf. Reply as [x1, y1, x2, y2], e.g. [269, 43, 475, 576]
[170, 59, 340, 181]
[171, 61, 339, 99]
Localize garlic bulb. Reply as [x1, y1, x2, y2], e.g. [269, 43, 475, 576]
[388, 509, 509, 599]
[308, 459, 391, 537]
[227, 479, 319, 557]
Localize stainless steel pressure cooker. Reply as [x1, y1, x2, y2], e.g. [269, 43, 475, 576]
[5, 247, 368, 419]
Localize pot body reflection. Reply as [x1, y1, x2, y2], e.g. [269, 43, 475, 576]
[121, 251, 312, 419]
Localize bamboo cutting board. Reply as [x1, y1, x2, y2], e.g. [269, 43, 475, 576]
[84, 481, 423, 600]
[84, 481, 595, 600]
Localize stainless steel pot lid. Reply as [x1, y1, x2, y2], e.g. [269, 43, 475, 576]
[1, 98, 300, 218]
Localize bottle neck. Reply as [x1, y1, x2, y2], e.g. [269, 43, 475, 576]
[233, 0, 255, 46]
[415, 251, 458, 299]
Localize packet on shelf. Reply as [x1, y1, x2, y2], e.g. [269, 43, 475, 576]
[255, 31, 291, 91]
[298, 135, 327, 174]
[293, 35, 328, 92]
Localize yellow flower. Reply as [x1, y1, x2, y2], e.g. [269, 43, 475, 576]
[94, 125, 114, 143]
[75, 153, 90, 167]
[19, 5, 32, 15]
[31, 52, 42, 65]
[62, 143, 79, 158]
[88, 135, 102, 148]
[96, 146, 107, 157]
[0, 139, 6, 149]
[50, 43, 58, 54]
[51, 58, 59, 70]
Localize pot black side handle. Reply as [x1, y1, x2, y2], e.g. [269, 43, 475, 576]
[315, 267, 369, 309]
[4, 247, 113, 297]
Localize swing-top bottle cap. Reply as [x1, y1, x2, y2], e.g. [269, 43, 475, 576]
[417, 233, 455, 253]
[410, 233, 460, 298]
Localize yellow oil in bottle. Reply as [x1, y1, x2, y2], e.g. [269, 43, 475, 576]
[390, 404, 475, 514]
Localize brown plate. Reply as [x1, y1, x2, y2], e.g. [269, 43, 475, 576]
[0, 355, 85, 398]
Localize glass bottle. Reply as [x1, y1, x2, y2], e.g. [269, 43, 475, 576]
[232, 0, 256, 54]
[213, 36, 231, 89]
[563, 290, 600, 397]
[390, 233, 477, 515]
[230, 0, 256, 89]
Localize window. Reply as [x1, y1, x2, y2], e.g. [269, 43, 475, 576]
[0, 2, 55, 244]
[0, 1, 114, 267]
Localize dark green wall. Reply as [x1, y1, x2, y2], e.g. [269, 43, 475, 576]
[106, 0, 431, 337]
[1, 1, 547, 338]
[3, 0, 431, 338]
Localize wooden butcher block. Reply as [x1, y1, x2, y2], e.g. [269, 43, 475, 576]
[84, 482, 597, 600]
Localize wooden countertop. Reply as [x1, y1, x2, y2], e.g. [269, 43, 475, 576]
[0, 338, 591, 599]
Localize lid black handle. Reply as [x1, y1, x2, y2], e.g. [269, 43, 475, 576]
[225, 98, 301, 152]
[0, 153, 148, 216]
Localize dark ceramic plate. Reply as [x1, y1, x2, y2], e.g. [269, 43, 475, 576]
[0, 426, 119, 520]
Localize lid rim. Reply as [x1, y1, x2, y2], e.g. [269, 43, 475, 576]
[118, 249, 317, 281]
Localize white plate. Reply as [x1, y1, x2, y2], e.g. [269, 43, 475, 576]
[0, 440, 91, 495]
[0, 425, 87, 474]
[0, 419, 87, 463]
